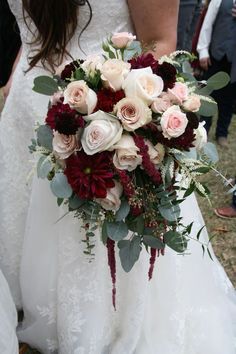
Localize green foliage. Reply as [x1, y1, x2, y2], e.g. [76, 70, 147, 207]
[33, 76, 59, 95]
[106, 221, 129, 241]
[118, 236, 141, 272]
[115, 200, 130, 221]
[37, 156, 52, 179]
[36, 125, 53, 150]
[201, 142, 219, 163]
[68, 194, 84, 210]
[143, 235, 165, 249]
[50, 172, 73, 199]
[197, 98, 218, 117]
[164, 230, 188, 253]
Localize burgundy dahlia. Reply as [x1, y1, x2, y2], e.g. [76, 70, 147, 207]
[60, 60, 82, 81]
[46, 102, 84, 135]
[155, 127, 196, 150]
[94, 88, 125, 113]
[129, 53, 158, 71]
[155, 62, 177, 91]
[64, 151, 115, 199]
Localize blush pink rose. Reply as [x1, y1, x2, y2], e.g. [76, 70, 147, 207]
[151, 93, 171, 113]
[168, 82, 189, 105]
[64, 80, 97, 114]
[95, 180, 123, 211]
[111, 32, 136, 48]
[160, 105, 188, 139]
[182, 94, 201, 112]
[53, 131, 78, 159]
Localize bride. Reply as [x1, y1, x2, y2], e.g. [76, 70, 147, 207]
[0, 0, 236, 353]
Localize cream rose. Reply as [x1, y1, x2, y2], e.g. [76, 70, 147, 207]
[168, 82, 189, 105]
[113, 134, 142, 171]
[100, 59, 131, 91]
[114, 97, 152, 131]
[81, 54, 104, 76]
[123, 67, 164, 105]
[151, 93, 171, 113]
[81, 110, 123, 155]
[52, 131, 78, 159]
[64, 80, 97, 114]
[160, 105, 188, 139]
[182, 94, 201, 112]
[193, 122, 207, 150]
[111, 32, 136, 48]
[145, 140, 165, 165]
[95, 180, 123, 211]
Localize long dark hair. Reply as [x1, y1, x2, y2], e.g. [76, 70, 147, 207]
[22, 0, 91, 72]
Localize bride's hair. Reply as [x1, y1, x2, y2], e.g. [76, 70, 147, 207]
[22, 0, 91, 72]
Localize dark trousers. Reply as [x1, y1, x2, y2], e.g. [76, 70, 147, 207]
[0, 0, 21, 86]
[233, 191, 236, 208]
[201, 55, 236, 138]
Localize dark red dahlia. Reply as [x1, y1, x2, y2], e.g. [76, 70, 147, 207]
[60, 60, 83, 81]
[94, 88, 125, 113]
[46, 102, 84, 135]
[155, 127, 196, 151]
[64, 151, 115, 199]
[155, 62, 177, 91]
[186, 112, 199, 129]
[129, 53, 158, 71]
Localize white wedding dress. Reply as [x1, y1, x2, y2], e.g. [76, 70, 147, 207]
[0, 270, 18, 354]
[0, 1, 236, 353]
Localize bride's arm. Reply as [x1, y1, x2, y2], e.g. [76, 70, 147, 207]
[127, 0, 179, 59]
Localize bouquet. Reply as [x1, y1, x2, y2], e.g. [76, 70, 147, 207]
[30, 32, 229, 308]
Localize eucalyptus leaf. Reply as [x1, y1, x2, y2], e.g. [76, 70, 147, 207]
[164, 230, 188, 253]
[102, 221, 108, 245]
[37, 125, 53, 150]
[198, 99, 217, 117]
[50, 173, 73, 198]
[33, 76, 59, 95]
[158, 204, 180, 222]
[118, 236, 141, 272]
[106, 221, 129, 241]
[37, 156, 52, 178]
[69, 194, 84, 210]
[202, 142, 219, 163]
[115, 200, 130, 221]
[207, 71, 230, 90]
[143, 235, 165, 249]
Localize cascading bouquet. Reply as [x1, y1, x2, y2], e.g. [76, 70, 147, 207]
[30, 32, 229, 308]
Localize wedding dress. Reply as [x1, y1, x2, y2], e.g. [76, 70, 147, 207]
[0, 270, 18, 354]
[1, 1, 236, 353]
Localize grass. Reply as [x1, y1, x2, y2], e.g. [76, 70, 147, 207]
[196, 115, 236, 286]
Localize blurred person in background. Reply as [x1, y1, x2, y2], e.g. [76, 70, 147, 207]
[0, 0, 21, 100]
[177, 0, 202, 51]
[197, 0, 236, 147]
[215, 179, 236, 218]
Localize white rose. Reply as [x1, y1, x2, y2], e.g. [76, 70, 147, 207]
[81, 110, 123, 155]
[193, 121, 207, 150]
[123, 67, 164, 105]
[100, 59, 131, 91]
[52, 131, 78, 159]
[114, 97, 152, 131]
[95, 180, 123, 211]
[111, 32, 136, 48]
[145, 140, 165, 165]
[160, 105, 188, 139]
[113, 134, 142, 171]
[81, 54, 105, 76]
[182, 94, 201, 112]
[64, 80, 97, 114]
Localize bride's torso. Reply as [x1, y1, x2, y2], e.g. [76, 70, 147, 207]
[8, 0, 134, 67]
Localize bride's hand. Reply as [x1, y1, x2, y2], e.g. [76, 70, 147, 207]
[127, 0, 179, 59]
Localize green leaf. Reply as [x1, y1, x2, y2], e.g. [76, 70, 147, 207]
[50, 173, 73, 198]
[37, 125, 53, 150]
[194, 166, 211, 173]
[183, 182, 195, 198]
[198, 99, 217, 117]
[202, 142, 219, 163]
[68, 194, 84, 210]
[106, 221, 129, 241]
[33, 75, 59, 95]
[207, 248, 214, 261]
[74, 68, 86, 81]
[164, 230, 188, 253]
[143, 235, 165, 249]
[37, 156, 52, 178]
[118, 236, 141, 272]
[196, 225, 205, 240]
[108, 49, 116, 59]
[126, 214, 145, 234]
[115, 200, 130, 221]
[57, 198, 64, 206]
[207, 71, 230, 90]
[158, 204, 180, 222]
